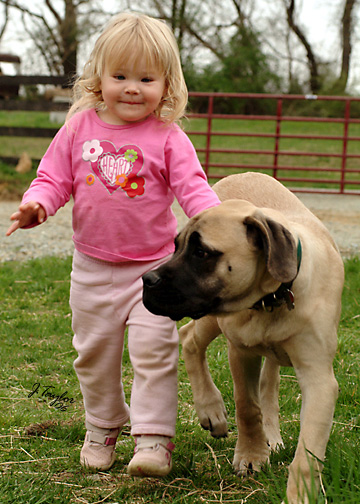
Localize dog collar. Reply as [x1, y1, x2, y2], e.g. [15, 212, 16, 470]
[251, 240, 302, 313]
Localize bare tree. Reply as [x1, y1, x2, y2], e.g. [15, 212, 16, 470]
[0, 0, 113, 78]
[2, 0, 359, 95]
[170, 0, 187, 50]
[284, 0, 320, 94]
[0, 0, 78, 77]
[150, 0, 225, 60]
[148, 0, 257, 63]
[0, 0, 10, 42]
[336, 0, 357, 91]
[283, 0, 359, 94]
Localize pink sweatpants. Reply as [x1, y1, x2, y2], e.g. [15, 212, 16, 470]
[69, 250, 179, 438]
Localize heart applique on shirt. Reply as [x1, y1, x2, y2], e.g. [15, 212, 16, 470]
[82, 140, 145, 197]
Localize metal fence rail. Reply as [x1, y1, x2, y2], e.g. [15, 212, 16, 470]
[1, 78, 360, 195]
[187, 92, 360, 195]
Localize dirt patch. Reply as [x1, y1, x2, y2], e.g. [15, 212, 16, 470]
[0, 183, 23, 201]
[296, 193, 360, 258]
[314, 211, 359, 226]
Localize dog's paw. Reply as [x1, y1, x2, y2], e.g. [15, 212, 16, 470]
[200, 416, 228, 438]
[194, 388, 228, 437]
[233, 446, 270, 477]
[263, 422, 284, 452]
[197, 403, 228, 437]
[233, 456, 269, 477]
[268, 438, 285, 452]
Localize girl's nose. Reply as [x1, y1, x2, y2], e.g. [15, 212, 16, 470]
[125, 82, 140, 94]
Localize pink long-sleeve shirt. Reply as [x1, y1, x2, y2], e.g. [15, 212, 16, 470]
[22, 109, 220, 262]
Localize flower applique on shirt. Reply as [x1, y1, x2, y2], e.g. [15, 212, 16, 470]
[82, 139, 145, 198]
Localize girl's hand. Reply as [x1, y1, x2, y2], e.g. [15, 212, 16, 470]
[6, 201, 46, 236]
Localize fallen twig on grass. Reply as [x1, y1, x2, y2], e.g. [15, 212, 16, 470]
[0, 456, 68, 465]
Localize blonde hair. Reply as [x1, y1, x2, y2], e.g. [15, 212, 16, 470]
[67, 12, 188, 124]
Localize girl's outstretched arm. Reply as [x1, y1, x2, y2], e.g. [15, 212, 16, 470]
[6, 201, 46, 236]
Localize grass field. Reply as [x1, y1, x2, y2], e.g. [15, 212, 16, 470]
[0, 255, 359, 503]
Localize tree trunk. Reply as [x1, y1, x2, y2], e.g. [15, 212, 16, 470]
[285, 0, 320, 94]
[61, 0, 78, 81]
[336, 0, 356, 92]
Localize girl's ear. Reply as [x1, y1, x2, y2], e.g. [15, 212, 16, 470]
[162, 80, 169, 98]
[158, 85, 168, 109]
[161, 82, 169, 101]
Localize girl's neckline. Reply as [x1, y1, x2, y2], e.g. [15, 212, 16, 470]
[91, 108, 155, 129]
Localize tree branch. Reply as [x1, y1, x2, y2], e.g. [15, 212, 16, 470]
[285, 0, 320, 93]
[0, 0, 10, 41]
[45, 0, 62, 25]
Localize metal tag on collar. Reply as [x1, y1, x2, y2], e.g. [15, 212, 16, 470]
[283, 289, 295, 311]
[261, 297, 274, 312]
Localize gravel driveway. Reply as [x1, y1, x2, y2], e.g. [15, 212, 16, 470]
[1, 193, 360, 262]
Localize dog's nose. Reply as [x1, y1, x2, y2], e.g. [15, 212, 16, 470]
[142, 271, 161, 288]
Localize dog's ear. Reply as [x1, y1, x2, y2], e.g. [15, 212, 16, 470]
[244, 212, 298, 283]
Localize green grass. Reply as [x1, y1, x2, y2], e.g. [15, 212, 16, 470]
[0, 111, 62, 161]
[0, 160, 39, 199]
[0, 256, 359, 503]
[0, 112, 62, 199]
[0, 110, 60, 128]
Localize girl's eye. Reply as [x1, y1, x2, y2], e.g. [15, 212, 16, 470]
[141, 77, 153, 83]
[115, 75, 125, 80]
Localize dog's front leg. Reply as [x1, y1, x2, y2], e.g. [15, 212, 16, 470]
[228, 341, 270, 475]
[260, 358, 284, 450]
[285, 362, 338, 504]
[179, 317, 228, 437]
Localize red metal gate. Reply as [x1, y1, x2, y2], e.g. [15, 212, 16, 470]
[186, 92, 360, 195]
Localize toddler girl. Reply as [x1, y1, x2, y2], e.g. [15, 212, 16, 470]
[7, 12, 220, 476]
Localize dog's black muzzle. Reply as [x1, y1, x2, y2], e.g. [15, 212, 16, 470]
[142, 266, 221, 321]
[142, 267, 190, 320]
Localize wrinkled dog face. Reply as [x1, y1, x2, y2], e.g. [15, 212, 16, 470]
[142, 201, 273, 321]
[143, 226, 223, 320]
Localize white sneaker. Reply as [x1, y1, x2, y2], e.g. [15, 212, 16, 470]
[80, 421, 119, 471]
[127, 436, 175, 477]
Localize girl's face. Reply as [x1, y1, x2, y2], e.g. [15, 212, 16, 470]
[98, 57, 166, 125]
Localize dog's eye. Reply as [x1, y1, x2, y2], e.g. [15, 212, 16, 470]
[193, 247, 208, 259]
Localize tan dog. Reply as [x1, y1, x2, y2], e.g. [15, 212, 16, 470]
[142, 172, 344, 504]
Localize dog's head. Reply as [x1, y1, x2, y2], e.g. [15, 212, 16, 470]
[143, 200, 299, 321]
